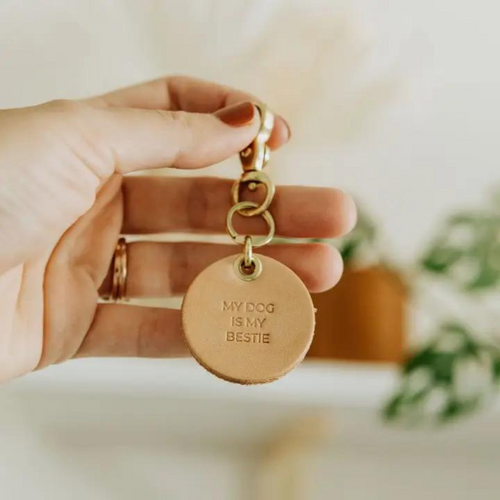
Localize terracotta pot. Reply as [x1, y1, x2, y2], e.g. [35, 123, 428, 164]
[307, 266, 406, 363]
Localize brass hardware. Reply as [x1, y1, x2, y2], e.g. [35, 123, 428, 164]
[243, 235, 253, 268]
[226, 201, 275, 248]
[239, 103, 274, 172]
[233, 253, 263, 282]
[231, 170, 275, 217]
[228, 104, 276, 280]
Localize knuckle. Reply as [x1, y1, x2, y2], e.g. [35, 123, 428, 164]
[169, 109, 190, 125]
[170, 243, 194, 295]
[38, 100, 95, 134]
[154, 109, 190, 129]
[43, 99, 88, 116]
[152, 109, 198, 167]
[166, 111, 196, 163]
[39, 99, 111, 177]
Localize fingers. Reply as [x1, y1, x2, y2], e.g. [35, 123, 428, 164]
[86, 76, 290, 150]
[92, 102, 263, 173]
[99, 242, 342, 298]
[122, 176, 357, 239]
[80, 245, 339, 360]
[89, 76, 255, 113]
[82, 243, 341, 359]
[76, 305, 187, 359]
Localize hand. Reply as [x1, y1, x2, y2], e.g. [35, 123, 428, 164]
[0, 76, 356, 383]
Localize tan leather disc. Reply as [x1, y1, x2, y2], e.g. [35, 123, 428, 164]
[182, 254, 315, 384]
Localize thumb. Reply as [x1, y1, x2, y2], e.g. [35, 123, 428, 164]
[94, 101, 260, 174]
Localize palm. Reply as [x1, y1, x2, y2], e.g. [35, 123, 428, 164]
[39, 176, 123, 368]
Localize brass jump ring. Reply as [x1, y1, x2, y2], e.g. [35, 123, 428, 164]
[231, 170, 275, 217]
[243, 235, 253, 268]
[226, 201, 275, 247]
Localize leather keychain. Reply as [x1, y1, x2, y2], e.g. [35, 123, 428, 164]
[182, 104, 315, 384]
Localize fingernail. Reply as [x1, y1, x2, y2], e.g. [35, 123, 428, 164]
[215, 102, 255, 127]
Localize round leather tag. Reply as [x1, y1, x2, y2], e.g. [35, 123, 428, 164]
[182, 254, 315, 384]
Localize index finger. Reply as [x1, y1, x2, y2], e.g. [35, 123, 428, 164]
[86, 75, 290, 150]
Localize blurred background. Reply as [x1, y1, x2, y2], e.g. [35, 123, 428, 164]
[1, 0, 500, 499]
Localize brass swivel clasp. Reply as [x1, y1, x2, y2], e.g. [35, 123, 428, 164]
[239, 103, 274, 173]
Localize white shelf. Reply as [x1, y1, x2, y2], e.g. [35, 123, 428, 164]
[3, 358, 500, 500]
[6, 358, 398, 408]
[4, 358, 500, 455]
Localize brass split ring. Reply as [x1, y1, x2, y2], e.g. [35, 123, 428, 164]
[226, 201, 275, 248]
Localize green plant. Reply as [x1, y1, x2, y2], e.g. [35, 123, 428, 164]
[336, 205, 377, 264]
[421, 209, 500, 291]
[385, 194, 500, 424]
[338, 195, 500, 424]
[384, 322, 500, 424]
